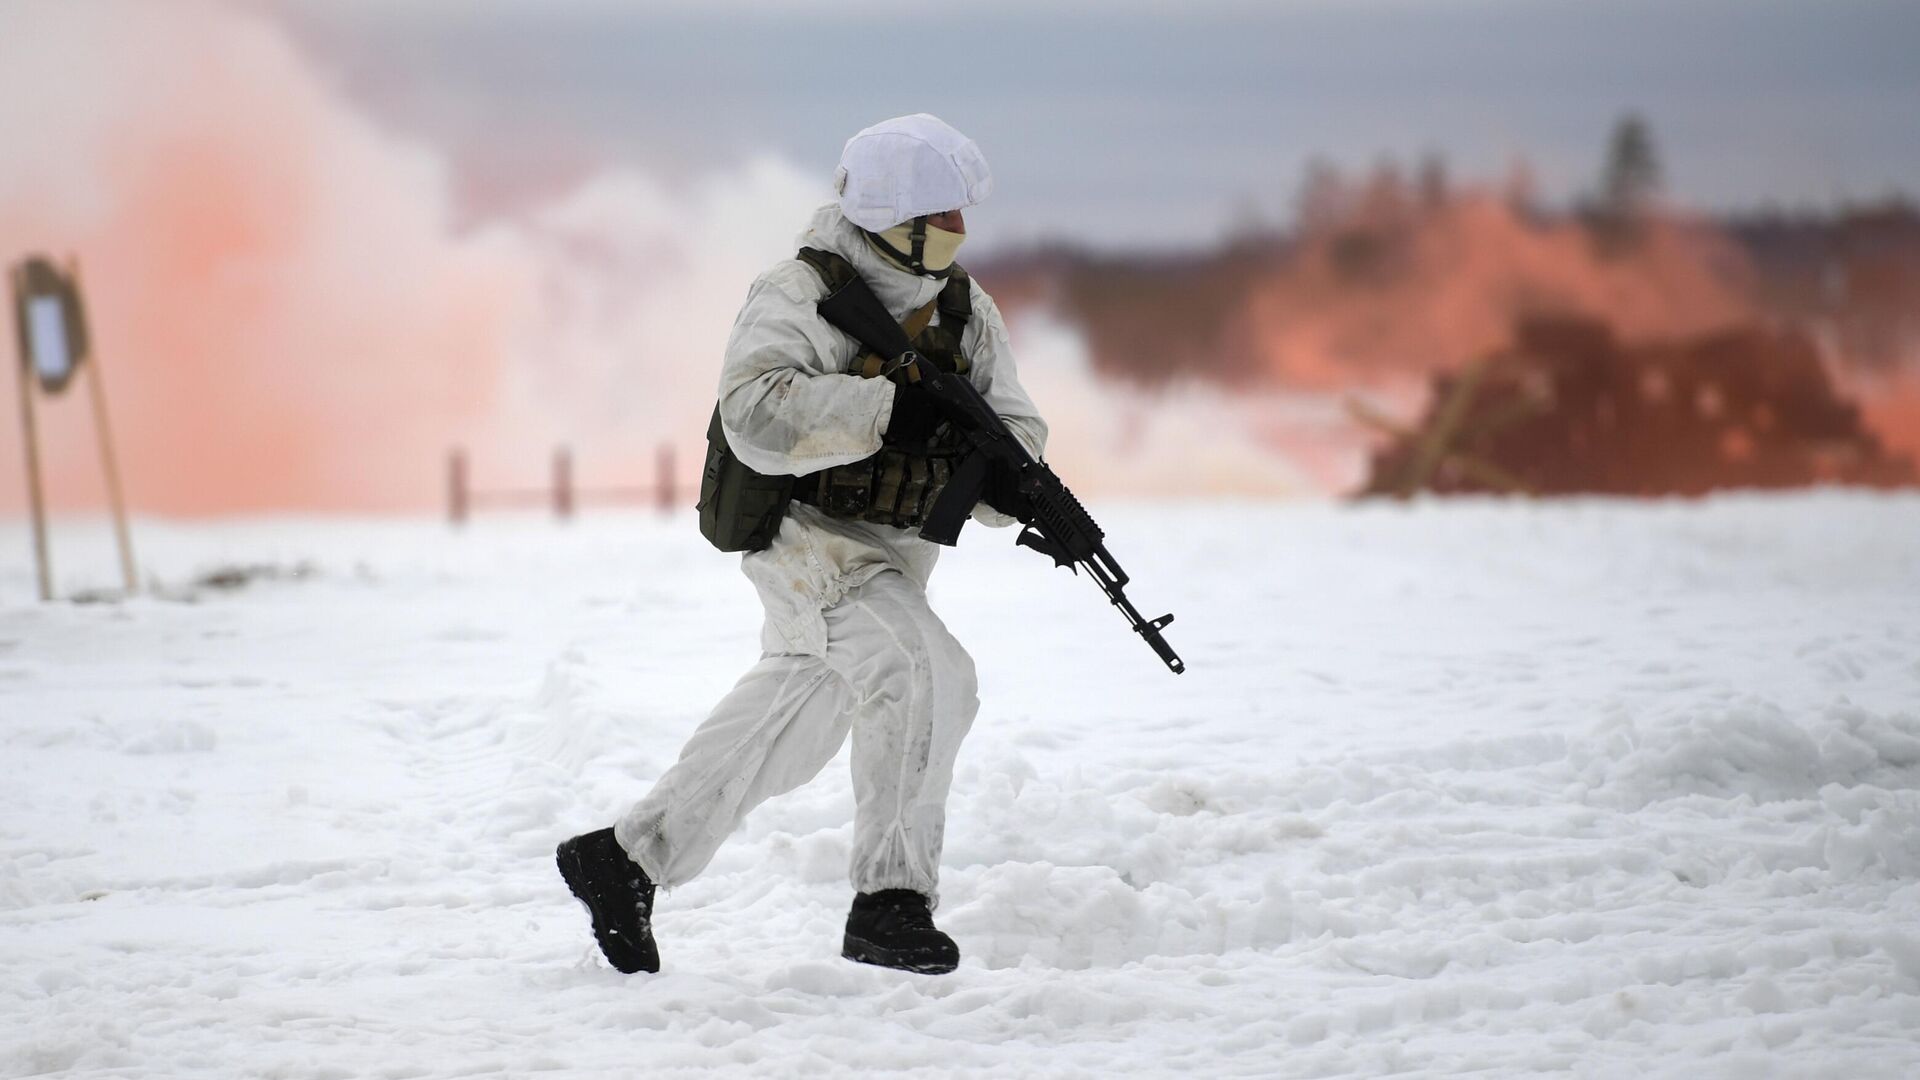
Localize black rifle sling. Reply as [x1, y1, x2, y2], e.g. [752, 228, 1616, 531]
[813, 272, 916, 363]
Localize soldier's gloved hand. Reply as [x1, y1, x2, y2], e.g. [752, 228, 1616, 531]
[886, 381, 944, 444]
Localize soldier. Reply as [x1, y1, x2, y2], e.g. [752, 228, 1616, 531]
[557, 114, 1047, 975]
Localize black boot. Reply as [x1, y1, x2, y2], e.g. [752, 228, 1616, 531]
[555, 827, 659, 974]
[842, 889, 959, 974]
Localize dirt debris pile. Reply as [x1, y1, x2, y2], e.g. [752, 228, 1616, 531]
[1358, 317, 1917, 497]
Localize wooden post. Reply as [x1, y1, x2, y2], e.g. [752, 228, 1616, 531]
[10, 266, 52, 602]
[552, 445, 573, 520]
[1399, 361, 1489, 497]
[1349, 384, 1537, 498]
[68, 258, 136, 594]
[655, 442, 675, 514]
[447, 447, 468, 525]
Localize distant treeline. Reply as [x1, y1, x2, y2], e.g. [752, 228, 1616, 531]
[977, 187, 1920, 386]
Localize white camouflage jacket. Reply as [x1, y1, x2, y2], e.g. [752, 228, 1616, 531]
[718, 203, 1049, 656]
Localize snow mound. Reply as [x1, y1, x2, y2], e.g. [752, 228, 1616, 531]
[1580, 701, 1920, 810]
[4, 495, 1920, 1077]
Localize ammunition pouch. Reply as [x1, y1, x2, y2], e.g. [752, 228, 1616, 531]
[696, 406, 794, 552]
[791, 444, 970, 529]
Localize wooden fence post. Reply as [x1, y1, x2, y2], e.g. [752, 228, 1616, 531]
[448, 447, 468, 525]
[69, 258, 136, 593]
[552, 445, 574, 520]
[10, 265, 52, 601]
[656, 443, 676, 514]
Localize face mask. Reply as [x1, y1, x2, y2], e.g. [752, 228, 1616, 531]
[873, 217, 966, 275]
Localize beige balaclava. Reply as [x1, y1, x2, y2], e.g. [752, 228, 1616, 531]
[868, 217, 966, 275]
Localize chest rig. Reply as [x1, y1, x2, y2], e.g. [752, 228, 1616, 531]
[789, 246, 976, 530]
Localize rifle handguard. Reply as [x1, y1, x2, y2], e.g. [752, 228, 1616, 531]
[1024, 467, 1104, 562]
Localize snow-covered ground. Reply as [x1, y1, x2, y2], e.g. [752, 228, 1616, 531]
[3, 494, 1918, 1078]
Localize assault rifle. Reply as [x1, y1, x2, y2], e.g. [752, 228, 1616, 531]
[816, 274, 1185, 675]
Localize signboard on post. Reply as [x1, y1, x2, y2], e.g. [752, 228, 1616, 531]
[14, 256, 89, 394]
[9, 254, 135, 601]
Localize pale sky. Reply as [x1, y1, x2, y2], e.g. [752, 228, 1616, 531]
[260, 0, 1920, 250]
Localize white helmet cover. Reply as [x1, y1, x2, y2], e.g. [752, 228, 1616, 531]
[834, 113, 994, 232]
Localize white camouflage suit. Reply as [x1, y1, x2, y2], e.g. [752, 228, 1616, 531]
[615, 202, 1048, 902]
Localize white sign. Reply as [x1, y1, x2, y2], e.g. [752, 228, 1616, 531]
[27, 295, 73, 385]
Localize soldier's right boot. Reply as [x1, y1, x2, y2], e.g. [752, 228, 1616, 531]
[555, 827, 659, 974]
[842, 889, 960, 974]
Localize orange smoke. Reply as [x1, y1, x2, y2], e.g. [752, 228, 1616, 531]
[0, 1, 821, 516]
[1856, 376, 1920, 464]
[0, 2, 530, 514]
[1245, 192, 1758, 390]
[993, 184, 1771, 494]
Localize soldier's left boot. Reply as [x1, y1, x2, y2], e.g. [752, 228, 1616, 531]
[841, 889, 960, 974]
[556, 827, 659, 974]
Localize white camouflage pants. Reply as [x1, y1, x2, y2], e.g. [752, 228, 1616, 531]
[615, 570, 979, 900]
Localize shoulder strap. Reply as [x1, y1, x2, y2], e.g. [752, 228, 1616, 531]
[795, 246, 859, 294]
[795, 245, 927, 370]
[902, 298, 939, 339]
[798, 247, 969, 335]
[938, 265, 972, 332]
[853, 298, 939, 378]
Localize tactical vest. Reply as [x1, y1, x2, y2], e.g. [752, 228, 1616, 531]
[695, 247, 975, 552]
